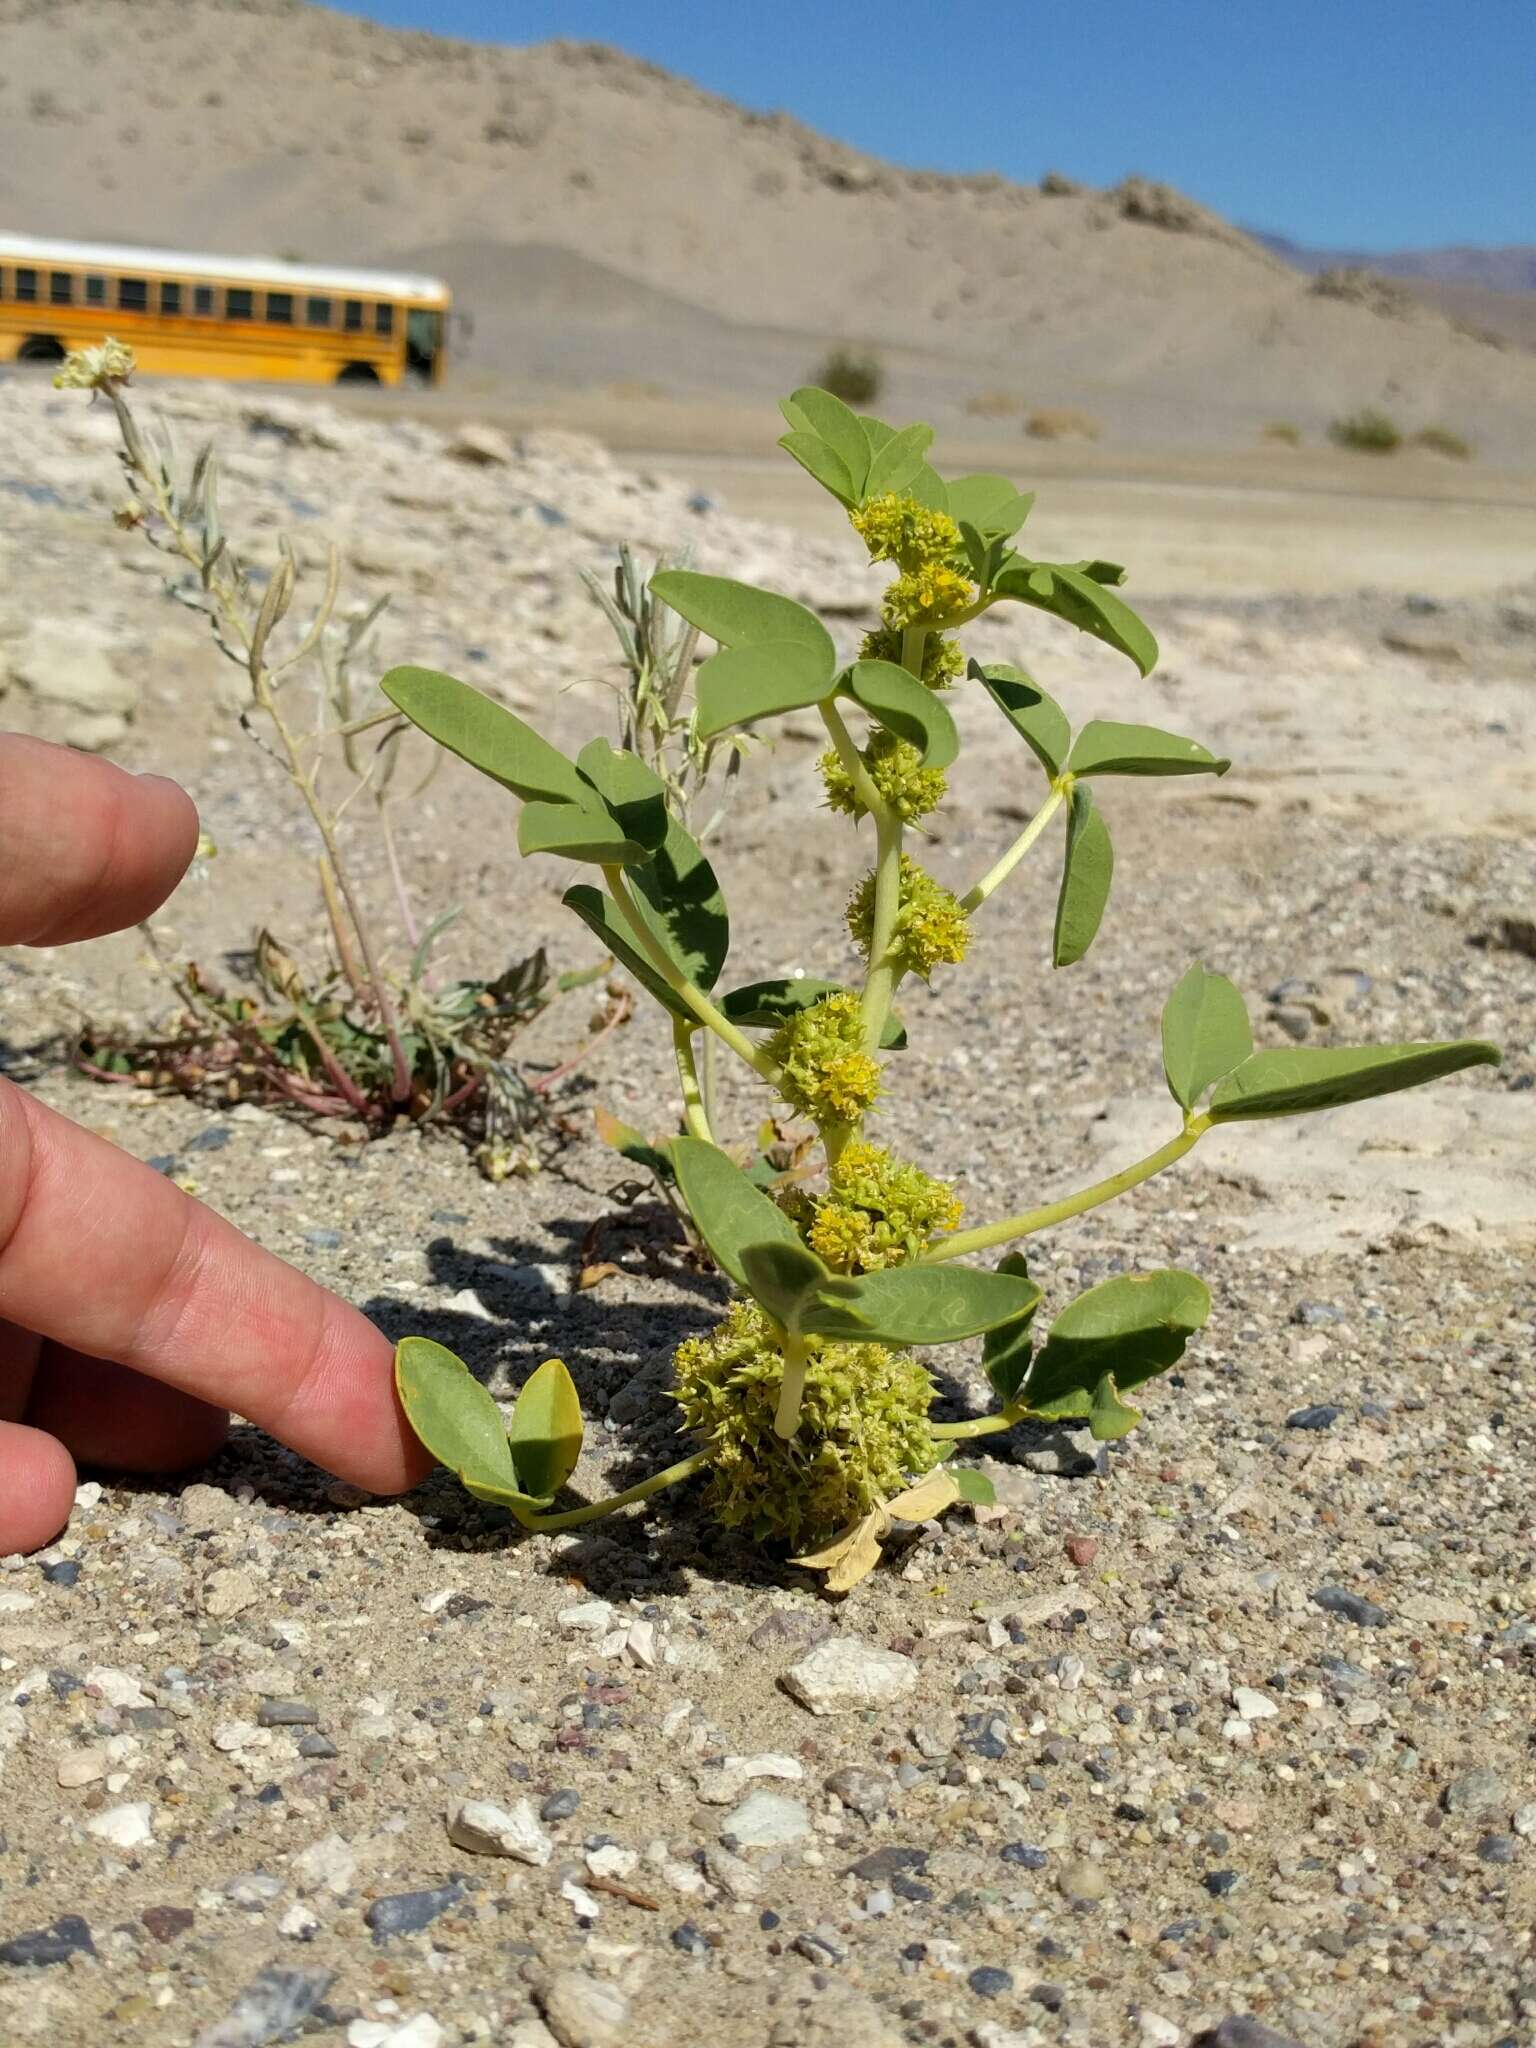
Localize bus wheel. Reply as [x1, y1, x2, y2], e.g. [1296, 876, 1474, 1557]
[16, 335, 66, 364]
[336, 362, 380, 386]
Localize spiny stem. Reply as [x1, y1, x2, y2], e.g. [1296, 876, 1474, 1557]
[921, 1117, 1211, 1264]
[774, 1331, 811, 1439]
[518, 1451, 709, 1531]
[674, 1019, 713, 1142]
[603, 866, 782, 1086]
[962, 782, 1067, 913]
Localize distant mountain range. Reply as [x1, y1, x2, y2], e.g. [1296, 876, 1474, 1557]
[1252, 231, 1536, 294]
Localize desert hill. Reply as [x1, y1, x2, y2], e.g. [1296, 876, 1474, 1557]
[3, 0, 1535, 453]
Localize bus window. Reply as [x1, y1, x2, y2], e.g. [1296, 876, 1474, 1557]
[160, 281, 182, 315]
[225, 288, 254, 321]
[374, 302, 394, 337]
[343, 299, 363, 331]
[194, 284, 215, 316]
[14, 267, 38, 303]
[267, 291, 293, 325]
[118, 277, 148, 312]
[406, 307, 442, 378]
[306, 296, 333, 327]
[51, 272, 75, 305]
[85, 275, 107, 306]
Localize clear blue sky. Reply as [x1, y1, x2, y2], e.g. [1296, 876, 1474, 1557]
[328, 0, 1531, 249]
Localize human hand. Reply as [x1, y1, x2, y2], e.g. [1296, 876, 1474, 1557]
[0, 734, 429, 1553]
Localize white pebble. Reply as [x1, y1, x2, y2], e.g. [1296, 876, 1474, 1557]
[56, 1747, 109, 1788]
[445, 1797, 553, 1865]
[85, 1801, 154, 1848]
[781, 1636, 917, 1715]
[1232, 1685, 1279, 1721]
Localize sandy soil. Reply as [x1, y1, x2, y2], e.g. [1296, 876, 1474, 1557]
[1, 364, 1534, 2048]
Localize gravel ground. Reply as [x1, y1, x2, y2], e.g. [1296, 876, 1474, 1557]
[1, 379, 1534, 2048]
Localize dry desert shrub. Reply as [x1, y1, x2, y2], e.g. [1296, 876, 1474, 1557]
[964, 389, 1024, 420]
[1024, 407, 1102, 442]
[1328, 406, 1402, 454]
[1261, 420, 1303, 446]
[813, 348, 884, 406]
[1411, 424, 1473, 460]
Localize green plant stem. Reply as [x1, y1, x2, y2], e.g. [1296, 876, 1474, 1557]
[931, 1406, 1027, 1441]
[774, 1330, 811, 1439]
[603, 865, 781, 1086]
[961, 782, 1067, 912]
[859, 806, 905, 1057]
[819, 699, 885, 817]
[517, 1450, 709, 1531]
[921, 1116, 1211, 1264]
[674, 1019, 713, 1142]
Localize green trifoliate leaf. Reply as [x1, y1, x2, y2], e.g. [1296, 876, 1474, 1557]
[380, 666, 587, 806]
[992, 558, 1159, 676]
[648, 570, 834, 663]
[720, 977, 907, 1049]
[561, 884, 691, 1021]
[576, 738, 670, 851]
[779, 430, 858, 506]
[944, 472, 1035, 539]
[862, 421, 936, 499]
[1207, 1040, 1501, 1122]
[629, 814, 729, 992]
[785, 386, 872, 498]
[517, 800, 651, 867]
[971, 660, 1072, 782]
[1161, 962, 1253, 1112]
[739, 1239, 862, 1336]
[394, 1336, 518, 1496]
[903, 461, 951, 514]
[797, 1261, 1043, 1347]
[1024, 1269, 1211, 1433]
[952, 1466, 997, 1507]
[980, 1252, 1037, 1401]
[844, 660, 960, 769]
[694, 641, 842, 738]
[508, 1357, 584, 1502]
[1052, 783, 1114, 967]
[1068, 720, 1229, 779]
[671, 1136, 803, 1290]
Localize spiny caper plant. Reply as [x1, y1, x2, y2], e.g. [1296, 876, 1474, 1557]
[56, 341, 617, 1176]
[383, 385, 1499, 1590]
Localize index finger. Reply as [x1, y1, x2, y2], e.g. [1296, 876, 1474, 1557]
[0, 733, 199, 945]
[0, 1079, 429, 1495]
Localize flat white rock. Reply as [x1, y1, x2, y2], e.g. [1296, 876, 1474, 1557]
[782, 1635, 917, 1714]
[721, 1789, 812, 1848]
[1232, 1685, 1280, 1721]
[85, 1801, 154, 1848]
[446, 1797, 553, 1865]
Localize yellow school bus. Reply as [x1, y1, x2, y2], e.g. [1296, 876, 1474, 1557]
[0, 233, 450, 387]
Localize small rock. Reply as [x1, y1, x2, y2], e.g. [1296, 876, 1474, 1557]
[1232, 1686, 1278, 1722]
[1286, 1405, 1343, 1431]
[226, 1871, 284, 1909]
[258, 1699, 320, 1728]
[56, 1746, 109, 1787]
[205, 1568, 261, 1619]
[1311, 1586, 1389, 1628]
[540, 1788, 580, 1822]
[781, 1635, 917, 1714]
[42, 1559, 81, 1587]
[721, 1790, 812, 1848]
[1204, 1868, 1241, 1897]
[968, 1967, 1013, 1999]
[1057, 1856, 1110, 1901]
[1190, 2021, 1305, 2048]
[1293, 1302, 1345, 1326]
[294, 1831, 357, 1894]
[1000, 1842, 1049, 1869]
[193, 1966, 335, 2048]
[824, 1764, 892, 1820]
[748, 1609, 832, 1652]
[365, 1884, 462, 1939]
[179, 1483, 239, 1528]
[445, 1797, 553, 1865]
[557, 1599, 617, 1633]
[0, 1916, 96, 1967]
[539, 1969, 630, 2048]
[1442, 1765, 1510, 1817]
[846, 1845, 928, 1883]
[278, 1903, 319, 1941]
[1139, 2016, 1181, 2047]
[85, 1666, 150, 1709]
[671, 1921, 710, 1957]
[448, 423, 513, 466]
[1512, 1803, 1536, 1837]
[298, 1732, 339, 1760]
[1477, 1833, 1517, 1864]
[85, 1801, 154, 1849]
[1064, 1535, 1098, 1567]
[695, 1752, 804, 1804]
[142, 1904, 195, 1943]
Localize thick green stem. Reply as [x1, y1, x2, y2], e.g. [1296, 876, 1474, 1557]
[674, 1019, 713, 1142]
[517, 1451, 709, 1531]
[921, 1117, 1211, 1264]
[931, 1406, 1027, 1441]
[820, 700, 886, 820]
[961, 782, 1067, 913]
[774, 1330, 811, 1439]
[604, 866, 781, 1086]
[859, 804, 905, 1056]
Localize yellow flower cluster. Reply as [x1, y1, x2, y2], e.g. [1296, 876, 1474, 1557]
[672, 1299, 937, 1545]
[805, 1139, 963, 1273]
[850, 491, 975, 630]
[766, 991, 882, 1125]
[52, 338, 135, 391]
[847, 855, 970, 981]
[819, 729, 947, 823]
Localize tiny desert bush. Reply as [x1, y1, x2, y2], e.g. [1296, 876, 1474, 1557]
[1025, 407, 1101, 442]
[1411, 425, 1473, 461]
[1328, 407, 1402, 454]
[1261, 420, 1303, 447]
[965, 389, 1023, 420]
[814, 348, 883, 406]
